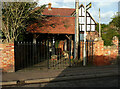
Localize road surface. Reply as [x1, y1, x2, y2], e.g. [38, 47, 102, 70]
[3, 75, 119, 88]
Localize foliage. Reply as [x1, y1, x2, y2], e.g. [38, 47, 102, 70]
[96, 22, 119, 46]
[102, 28, 119, 46]
[64, 25, 69, 28]
[2, 2, 46, 43]
[110, 15, 120, 29]
[109, 14, 120, 40]
[62, 20, 70, 28]
[50, 24, 56, 28]
[95, 23, 108, 33]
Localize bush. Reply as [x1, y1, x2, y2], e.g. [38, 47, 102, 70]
[102, 28, 119, 46]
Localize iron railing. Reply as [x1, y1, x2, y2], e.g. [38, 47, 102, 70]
[14, 40, 94, 71]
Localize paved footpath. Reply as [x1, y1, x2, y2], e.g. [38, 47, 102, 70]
[1, 64, 119, 86]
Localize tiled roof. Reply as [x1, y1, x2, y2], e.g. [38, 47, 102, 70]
[28, 5, 96, 34]
[34, 7, 75, 16]
[27, 17, 75, 34]
[42, 8, 75, 16]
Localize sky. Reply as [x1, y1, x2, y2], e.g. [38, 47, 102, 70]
[36, 0, 119, 24]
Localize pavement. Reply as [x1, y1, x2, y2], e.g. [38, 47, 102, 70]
[1, 64, 119, 87]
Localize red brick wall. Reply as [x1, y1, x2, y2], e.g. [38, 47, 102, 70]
[0, 43, 15, 72]
[93, 36, 119, 66]
[104, 36, 118, 61]
[93, 40, 110, 66]
[93, 40, 104, 56]
[86, 31, 99, 40]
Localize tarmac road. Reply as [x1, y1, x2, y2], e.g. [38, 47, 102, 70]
[3, 75, 119, 88]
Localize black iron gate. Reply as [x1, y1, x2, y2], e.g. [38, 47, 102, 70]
[14, 40, 94, 71]
[14, 40, 71, 71]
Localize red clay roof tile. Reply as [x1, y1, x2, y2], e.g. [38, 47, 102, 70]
[42, 8, 75, 16]
[27, 17, 75, 34]
[28, 7, 76, 34]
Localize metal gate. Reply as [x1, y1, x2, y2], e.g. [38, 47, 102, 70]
[14, 40, 94, 71]
[14, 41, 49, 71]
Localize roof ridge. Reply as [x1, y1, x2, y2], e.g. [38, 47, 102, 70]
[45, 7, 75, 9]
[35, 7, 75, 9]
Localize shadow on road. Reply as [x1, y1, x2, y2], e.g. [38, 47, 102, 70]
[37, 59, 119, 88]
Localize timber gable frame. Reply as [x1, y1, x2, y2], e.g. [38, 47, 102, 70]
[72, 4, 97, 32]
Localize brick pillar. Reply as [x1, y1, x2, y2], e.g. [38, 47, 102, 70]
[93, 40, 109, 66]
[0, 43, 15, 72]
[112, 36, 119, 49]
[109, 36, 119, 60]
[93, 40, 104, 56]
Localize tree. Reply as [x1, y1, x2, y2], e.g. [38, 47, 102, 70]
[2, 2, 46, 43]
[110, 14, 120, 30]
[95, 23, 108, 33]
[102, 28, 119, 46]
[95, 22, 119, 46]
[109, 14, 120, 40]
